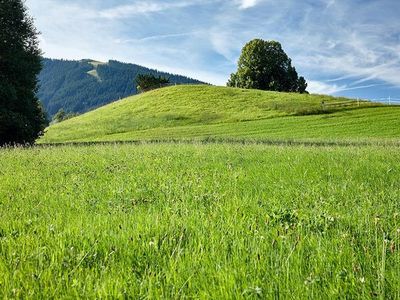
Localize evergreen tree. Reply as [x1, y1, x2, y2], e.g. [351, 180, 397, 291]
[136, 74, 170, 92]
[0, 0, 47, 145]
[51, 108, 79, 124]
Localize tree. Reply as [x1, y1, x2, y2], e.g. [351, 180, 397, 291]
[51, 108, 78, 124]
[52, 108, 66, 124]
[0, 0, 47, 145]
[227, 39, 308, 93]
[136, 74, 170, 93]
[297, 76, 308, 94]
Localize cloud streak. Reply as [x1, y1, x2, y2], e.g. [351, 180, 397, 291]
[99, 1, 198, 19]
[238, 0, 260, 9]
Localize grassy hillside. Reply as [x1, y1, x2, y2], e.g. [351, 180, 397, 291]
[1, 143, 399, 298]
[39, 85, 398, 144]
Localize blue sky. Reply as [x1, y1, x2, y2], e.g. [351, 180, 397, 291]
[26, 0, 400, 100]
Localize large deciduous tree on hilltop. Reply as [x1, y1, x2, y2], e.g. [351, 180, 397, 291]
[0, 0, 47, 145]
[227, 39, 308, 93]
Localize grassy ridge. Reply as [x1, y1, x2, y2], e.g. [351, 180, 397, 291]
[40, 85, 394, 144]
[94, 107, 400, 143]
[0, 143, 399, 298]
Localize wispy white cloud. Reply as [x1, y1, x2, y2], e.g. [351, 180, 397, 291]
[99, 1, 196, 19]
[308, 81, 343, 95]
[325, 74, 361, 83]
[209, 31, 241, 63]
[308, 80, 386, 95]
[115, 31, 202, 43]
[325, 0, 336, 9]
[238, 0, 260, 9]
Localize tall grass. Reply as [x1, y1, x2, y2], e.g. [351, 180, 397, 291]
[39, 85, 394, 144]
[0, 143, 399, 298]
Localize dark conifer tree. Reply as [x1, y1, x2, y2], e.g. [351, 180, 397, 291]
[0, 0, 47, 145]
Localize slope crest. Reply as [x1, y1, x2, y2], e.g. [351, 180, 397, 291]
[40, 85, 385, 143]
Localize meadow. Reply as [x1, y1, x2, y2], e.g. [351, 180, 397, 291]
[1, 143, 399, 298]
[40, 85, 399, 144]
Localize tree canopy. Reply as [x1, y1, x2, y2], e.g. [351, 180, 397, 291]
[227, 39, 307, 93]
[136, 74, 170, 93]
[51, 108, 79, 124]
[0, 0, 47, 145]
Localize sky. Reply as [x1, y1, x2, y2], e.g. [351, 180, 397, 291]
[25, 0, 400, 100]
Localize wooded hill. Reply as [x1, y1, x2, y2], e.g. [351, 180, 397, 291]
[37, 58, 204, 117]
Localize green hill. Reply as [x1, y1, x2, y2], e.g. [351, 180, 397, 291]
[39, 85, 400, 144]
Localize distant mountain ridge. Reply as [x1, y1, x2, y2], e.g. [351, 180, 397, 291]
[37, 58, 204, 117]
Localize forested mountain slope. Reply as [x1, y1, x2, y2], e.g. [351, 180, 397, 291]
[37, 58, 204, 116]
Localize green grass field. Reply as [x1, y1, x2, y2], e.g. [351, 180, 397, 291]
[40, 85, 400, 144]
[2, 86, 400, 298]
[1, 143, 399, 298]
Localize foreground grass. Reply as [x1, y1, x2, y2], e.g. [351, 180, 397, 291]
[0, 143, 399, 298]
[40, 85, 392, 144]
